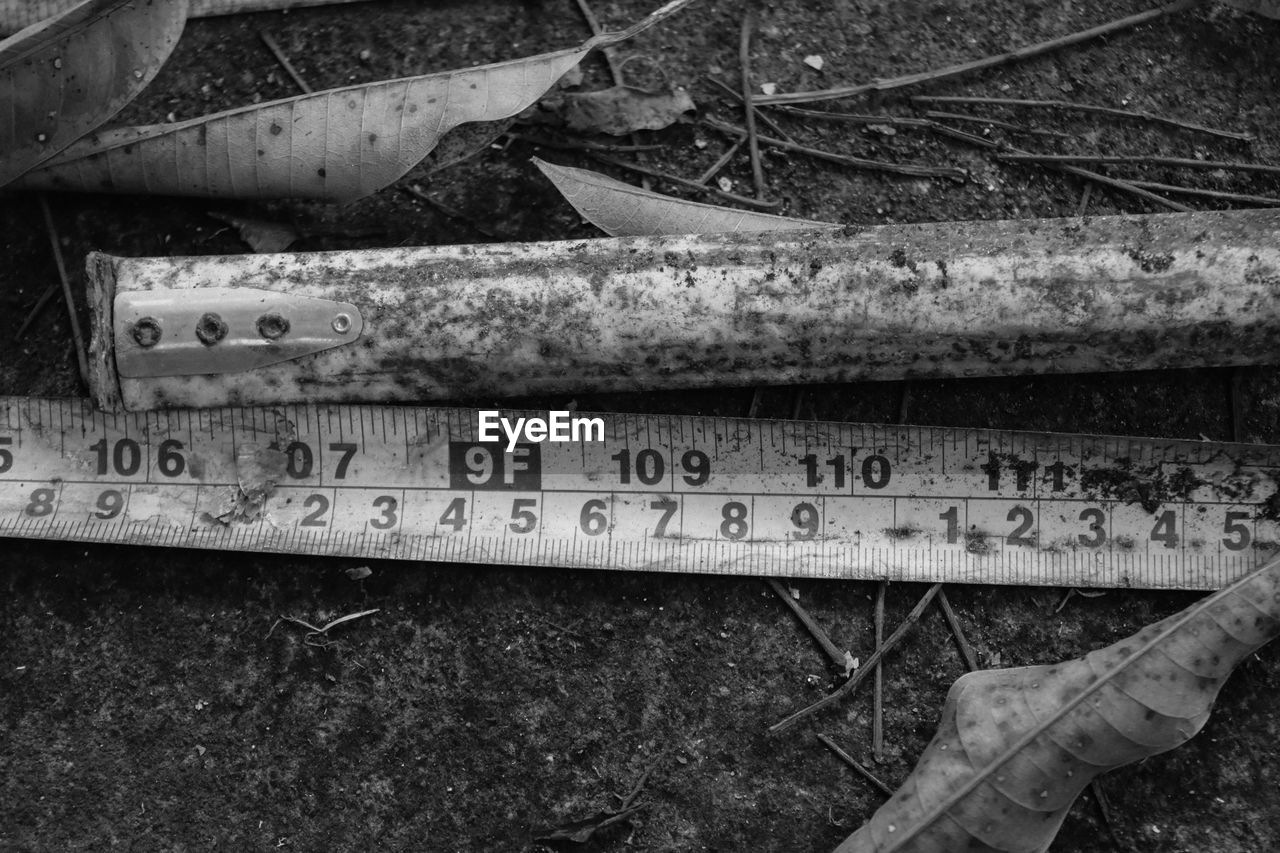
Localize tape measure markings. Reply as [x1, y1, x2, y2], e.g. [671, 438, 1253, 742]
[2, 397, 1280, 590]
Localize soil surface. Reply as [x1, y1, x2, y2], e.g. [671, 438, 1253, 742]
[3, 1, 1280, 851]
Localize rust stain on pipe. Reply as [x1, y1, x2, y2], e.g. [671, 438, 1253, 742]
[87, 209, 1280, 411]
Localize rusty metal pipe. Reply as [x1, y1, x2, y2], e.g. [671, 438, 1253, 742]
[87, 209, 1280, 411]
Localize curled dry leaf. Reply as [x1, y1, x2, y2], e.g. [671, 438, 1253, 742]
[12, 0, 695, 201]
[553, 84, 696, 135]
[834, 554, 1280, 853]
[0, 0, 189, 187]
[535, 159, 832, 236]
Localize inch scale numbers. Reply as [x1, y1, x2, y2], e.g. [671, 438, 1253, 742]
[1, 397, 1279, 590]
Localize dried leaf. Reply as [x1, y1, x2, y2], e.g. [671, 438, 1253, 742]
[535, 159, 832, 236]
[344, 565, 372, 581]
[0, 0, 369, 36]
[13, 0, 694, 201]
[207, 211, 299, 253]
[554, 84, 696, 135]
[834, 555, 1280, 853]
[0, 0, 189, 187]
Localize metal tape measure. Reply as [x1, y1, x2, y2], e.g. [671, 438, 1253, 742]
[2, 396, 1278, 590]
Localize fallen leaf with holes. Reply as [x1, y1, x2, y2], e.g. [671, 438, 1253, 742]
[208, 211, 299, 253]
[12, 0, 694, 201]
[833, 554, 1280, 853]
[0, 0, 189, 187]
[550, 84, 696, 135]
[535, 159, 832, 236]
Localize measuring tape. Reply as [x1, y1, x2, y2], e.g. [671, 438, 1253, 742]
[2, 396, 1278, 590]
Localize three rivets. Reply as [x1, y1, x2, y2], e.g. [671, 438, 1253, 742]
[130, 312, 313, 346]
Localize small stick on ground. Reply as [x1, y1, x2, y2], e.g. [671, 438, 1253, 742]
[266, 608, 380, 643]
[1077, 183, 1093, 217]
[924, 118, 1191, 212]
[506, 132, 665, 154]
[1121, 179, 1280, 206]
[704, 116, 966, 180]
[38, 196, 89, 389]
[739, 1, 766, 199]
[817, 734, 894, 797]
[709, 77, 797, 141]
[588, 152, 783, 210]
[770, 583, 942, 734]
[260, 31, 314, 94]
[400, 184, 513, 240]
[618, 758, 661, 810]
[574, 0, 651, 190]
[765, 578, 848, 669]
[872, 581, 886, 759]
[997, 153, 1280, 176]
[913, 95, 1252, 143]
[14, 281, 59, 342]
[754, 0, 1203, 106]
[936, 589, 980, 673]
[920, 110, 1071, 138]
[696, 138, 745, 185]
[767, 104, 935, 130]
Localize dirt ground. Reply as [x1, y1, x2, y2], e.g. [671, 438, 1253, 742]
[3, 0, 1280, 850]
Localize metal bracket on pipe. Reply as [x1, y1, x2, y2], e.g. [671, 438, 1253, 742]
[113, 287, 363, 378]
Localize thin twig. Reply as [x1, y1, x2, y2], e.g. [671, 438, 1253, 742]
[1122, 179, 1280, 206]
[587, 152, 784, 210]
[997, 153, 1280, 175]
[574, 0, 625, 87]
[400, 184, 514, 240]
[770, 583, 942, 734]
[14, 281, 59, 342]
[925, 118, 1192, 212]
[704, 116, 966, 180]
[817, 734, 894, 797]
[913, 95, 1252, 143]
[260, 31, 313, 94]
[505, 132, 664, 154]
[754, 0, 1204, 106]
[872, 581, 886, 759]
[767, 105, 935, 130]
[1077, 183, 1093, 217]
[618, 758, 661, 810]
[765, 578, 848, 668]
[696, 138, 745, 185]
[38, 196, 89, 389]
[708, 77, 797, 141]
[739, 2, 766, 199]
[920, 110, 1071, 138]
[936, 589, 980, 673]
[575, 0, 651, 190]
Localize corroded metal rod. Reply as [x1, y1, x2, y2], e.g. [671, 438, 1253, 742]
[87, 209, 1280, 412]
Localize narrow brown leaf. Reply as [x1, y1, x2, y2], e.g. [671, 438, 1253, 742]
[834, 555, 1280, 852]
[0, 0, 367, 36]
[0, 0, 189, 186]
[534, 158, 831, 236]
[13, 0, 694, 201]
